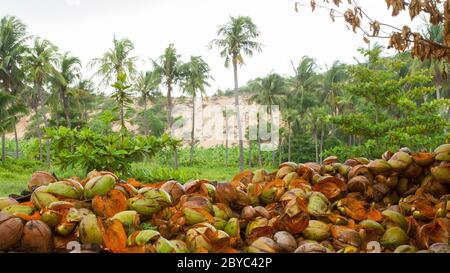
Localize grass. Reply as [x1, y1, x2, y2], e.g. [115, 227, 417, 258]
[0, 160, 275, 197]
[0, 158, 46, 196]
[0, 145, 278, 196]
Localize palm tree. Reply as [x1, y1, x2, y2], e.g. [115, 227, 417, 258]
[0, 16, 28, 159]
[305, 106, 328, 163]
[282, 108, 298, 162]
[71, 79, 95, 124]
[50, 52, 81, 128]
[322, 61, 347, 117]
[152, 43, 183, 168]
[134, 70, 161, 135]
[247, 73, 286, 167]
[90, 37, 137, 127]
[111, 73, 132, 131]
[25, 37, 57, 161]
[210, 16, 262, 171]
[222, 108, 234, 167]
[289, 56, 320, 112]
[0, 91, 26, 161]
[180, 56, 212, 165]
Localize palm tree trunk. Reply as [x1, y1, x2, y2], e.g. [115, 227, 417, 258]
[225, 112, 229, 167]
[167, 81, 178, 169]
[288, 122, 292, 162]
[189, 95, 195, 165]
[83, 103, 88, 123]
[14, 119, 19, 158]
[248, 140, 252, 168]
[314, 129, 319, 163]
[233, 57, 244, 172]
[143, 94, 149, 135]
[62, 89, 71, 128]
[257, 115, 262, 167]
[120, 98, 125, 130]
[1, 133, 5, 162]
[319, 124, 324, 164]
[42, 109, 51, 168]
[35, 104, 43, 161]
[270, 107, 275, 167]
[279, 138, 284, 165]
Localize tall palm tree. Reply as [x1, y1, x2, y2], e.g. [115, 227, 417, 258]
[180, 56, 212, 165]
[152, 43, 183, 168]
[90, 37, 137, 127]
[282, 108, 298, 162]
[222, 108, 234, 167]
[210, 16, 262, 172]
[247, 73, 286, 167]
[50, 52, 81, 128]
[289, 56, 320, 112]
[305, 106, 328, 163]
[0, 91, 26, 161]
[26, 38, 57, 162]
[0, 16, 28, 159]
[134, 70, 161, 135]
[322, 61, 347, 117]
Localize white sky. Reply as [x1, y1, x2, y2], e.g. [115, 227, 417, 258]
[0, 0, 422, 96]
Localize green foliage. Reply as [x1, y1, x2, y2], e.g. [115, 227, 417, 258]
[46, 126, 180, 176]
[322, 47, 449, 159]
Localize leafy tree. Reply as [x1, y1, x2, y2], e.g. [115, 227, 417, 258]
[210, 16, 262, 171]
[47, 126, 178, 176]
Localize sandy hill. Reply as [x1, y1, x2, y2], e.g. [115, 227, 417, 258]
[6, 95, 267, 148]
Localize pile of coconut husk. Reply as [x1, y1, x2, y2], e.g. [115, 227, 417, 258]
[0, 144, 449, 253]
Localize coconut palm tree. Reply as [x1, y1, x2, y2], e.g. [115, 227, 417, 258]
[0, 91, 26, 161]
[152, 43, 183, 168]
[322, 61, 347, 117]
[247, 73, 286, 167]
[222, 108, 234, 167]
[305, 106, 328, 163]
[26, 38, 57, 161]
[50, 52, 81, 128]
[0, 16, 28, 159]
[90, 37, 137, 127]
[70, 79, 95, 125]
[282, 108, 298, 162]
[134, 70, 161, 135]
[210, 16, 262, 172]
[90, 37, 137, 85]
[180, 56, 212, 165]
[289, 56, 320, 112]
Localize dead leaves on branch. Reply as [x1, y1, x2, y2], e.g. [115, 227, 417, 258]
[297, 0, 450, 63]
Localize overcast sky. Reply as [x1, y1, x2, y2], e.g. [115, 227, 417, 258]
[1, 0, 422, 96]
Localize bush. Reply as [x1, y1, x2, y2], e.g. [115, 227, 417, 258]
[46, 126, 181, 176]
